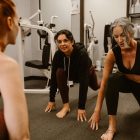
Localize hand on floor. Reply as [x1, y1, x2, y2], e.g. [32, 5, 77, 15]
[77, 109, 87, 122]
[45, 102, 56, 112]
[88, 111, 100, 130]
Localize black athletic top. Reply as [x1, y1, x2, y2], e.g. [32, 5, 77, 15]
[112, 41, 140, 74]
[49, 43, 92, 109]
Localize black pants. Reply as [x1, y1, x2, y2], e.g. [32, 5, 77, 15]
[105, 72, 140, 115]
[0, 110, 9, 140]
[56, 67, 99, 104]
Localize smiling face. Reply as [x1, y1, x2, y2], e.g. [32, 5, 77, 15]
[56, 34, 74, 56]
[113, 25, 131, 48]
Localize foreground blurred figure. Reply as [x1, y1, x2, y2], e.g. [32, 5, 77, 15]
[0, 0, 30, 139]
[89, 17, 140, 140]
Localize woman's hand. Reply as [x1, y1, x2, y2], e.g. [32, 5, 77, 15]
[45, 102, 56, 112]
[77, 109, 87, 122]
[88, 111, 100, 130]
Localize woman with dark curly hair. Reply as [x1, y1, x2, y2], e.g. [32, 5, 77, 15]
[45, 29, 100, 122]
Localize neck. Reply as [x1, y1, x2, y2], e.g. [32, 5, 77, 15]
[0, 41, 6, 52]
[129, 39, 137, 50]
[122, 39, 137, 52]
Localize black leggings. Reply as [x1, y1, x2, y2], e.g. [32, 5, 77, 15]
[0, 110, 9, 140]
[105, 72, 140, 115]
[56, 67, 99, 104]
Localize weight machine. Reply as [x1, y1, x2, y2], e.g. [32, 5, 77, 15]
[17, 10, 57, 94]
[84, 11, 99, 66]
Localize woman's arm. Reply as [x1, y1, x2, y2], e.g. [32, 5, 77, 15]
[0, 58, 30, 140]
[95, 51, 115, 112]
[124, 74, 140, 83]
[77, 52, 90, 122]
[89, 50, 115, 130]
[45, 52, 58, 112]
[49, 52, 58, 102]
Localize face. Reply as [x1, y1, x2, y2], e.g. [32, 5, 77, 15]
[8, 8, 19, 44]
[113, 25, 131, 48]
[56, 34, 74, 55]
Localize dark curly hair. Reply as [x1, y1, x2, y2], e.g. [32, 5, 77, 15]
[54, 29, 75, 44]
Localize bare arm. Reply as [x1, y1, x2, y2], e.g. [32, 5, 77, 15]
[125, 74, 140, 83]
[0, 58, 30, 140]
[95, 50, 115, 112]
[89, 50, 115, 130]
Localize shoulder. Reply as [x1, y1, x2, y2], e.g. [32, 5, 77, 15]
[74, 42, 87, 55]
[75, 42, 86, 51]
[111, 45, 120, 55]
[106, 49, 115, 63]
[0, 54, 18, 65]
[53, 50, 64, 60]
[75, 42, 85, 48]
[0, 54, 19, 75]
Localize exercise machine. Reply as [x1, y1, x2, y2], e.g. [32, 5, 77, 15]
[17, 10, 57, 94]
[84, 11, 99, 66]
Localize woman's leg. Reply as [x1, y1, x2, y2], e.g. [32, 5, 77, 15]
[101, 115, 117, 140]
[105, 72, 132, 115]
[101, 72, 132, 140]
[132, 92, 140, 106]
[131, 81, 140, 106]
[88, 66, 100, 90]
[56, 68, 70, 118]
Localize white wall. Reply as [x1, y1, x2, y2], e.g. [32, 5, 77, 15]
[41, 0, 71, 31]
[5, 0, 31, 78]
[6, 0, 127, 77]
[5, 0, 31, 61]
[41, 0, 80, 42]
[84, 0, 127, 59]
[40, 0, 126, 56]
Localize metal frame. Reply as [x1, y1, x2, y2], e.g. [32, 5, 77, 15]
[17, 22, 56, 94]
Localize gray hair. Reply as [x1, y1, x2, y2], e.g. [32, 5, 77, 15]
[110, 17, 134, 38]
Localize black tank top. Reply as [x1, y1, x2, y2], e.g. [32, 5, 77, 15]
[112, 41, 140, 74]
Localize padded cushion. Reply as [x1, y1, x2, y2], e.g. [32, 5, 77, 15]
[25, 43, 51, 69]
[25, 60, 47, 69]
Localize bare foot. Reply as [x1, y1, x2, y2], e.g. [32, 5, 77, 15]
[56, 107, 70, 118]
[101, 129, 116, 140]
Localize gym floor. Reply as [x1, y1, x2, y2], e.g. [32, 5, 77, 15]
[24, 71, 140, 140]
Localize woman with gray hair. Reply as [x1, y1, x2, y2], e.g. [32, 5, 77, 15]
[88, 17, 140, 140]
